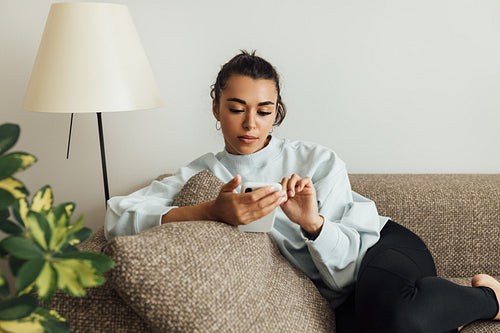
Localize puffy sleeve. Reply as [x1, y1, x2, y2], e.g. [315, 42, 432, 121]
[104, 176, 182, 240]
[104, 153, 220, 240]
[301, 153, 387, 292]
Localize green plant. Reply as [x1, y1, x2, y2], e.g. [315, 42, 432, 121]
[0, 123, 114, 332]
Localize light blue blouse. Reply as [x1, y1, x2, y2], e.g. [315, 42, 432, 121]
[105, 136, 389, 307]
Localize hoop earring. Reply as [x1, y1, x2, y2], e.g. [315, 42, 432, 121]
[269, 126, 274, 134]
[215, 120, 221, 131]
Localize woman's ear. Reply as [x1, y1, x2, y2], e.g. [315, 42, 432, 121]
[212, 100, 220, 120]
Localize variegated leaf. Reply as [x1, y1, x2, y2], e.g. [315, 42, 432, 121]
[58, 259, 104, 289]
[16, 257, 45, 294]
[0, 311, 45, 333]
[52, 258, 105, 298]
[64, 202, 75, 217]
[0, 153, 37, 180]
[31, 185, 53, 213]
[0, 318, 45, 333]
[13, 198, 28, 227]
[0, 177, 28, 199]
[61, 251, 114, 273]
[66, 214, 84, 234]
[67, 227, 92, 247]
[35, 262, 57, 301]
[33, 307, 68, 331]
[0, 237, 43, 260]
[8, 153, 36, 172]
[0, 123, 20, 156]
[65, 214, 84, 235]
[50, 214, 85, 252]
[0, 155, 21, 181]
[0, 189, 15, 211]
[0, 294, 37, 321]
[0, 305, 68, 333]
[52, 260, 85, 297]
[49, 227, 67, 253]
[24, 212, 48, 250]
[0, 219, 23, 235]
[46, 202, 74, 230]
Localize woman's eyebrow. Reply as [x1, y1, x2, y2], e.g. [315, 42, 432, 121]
[227, 98, 246, 105]
[226, 98, 274, 106]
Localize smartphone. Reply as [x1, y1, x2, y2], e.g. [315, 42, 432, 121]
[239, 182, 282, 232]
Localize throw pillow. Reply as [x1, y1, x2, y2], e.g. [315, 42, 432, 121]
[103, 170, 336, 332]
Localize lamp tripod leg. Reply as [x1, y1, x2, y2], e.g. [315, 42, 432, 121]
[97, 112, 110, 207]
[66, 113, 74, 159]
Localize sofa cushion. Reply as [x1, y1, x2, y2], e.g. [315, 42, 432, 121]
[103, 170, 336, 332]
[349, 174, 500, 278]
[47, 279, 152, 333]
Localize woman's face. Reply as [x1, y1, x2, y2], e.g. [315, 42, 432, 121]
[213, 75, 277, 155]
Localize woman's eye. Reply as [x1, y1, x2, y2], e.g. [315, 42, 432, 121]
[229, 109, 244, 113]
[258, 111, 273, 116]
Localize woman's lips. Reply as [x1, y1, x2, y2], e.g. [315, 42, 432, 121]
[238, 136, 258, 144]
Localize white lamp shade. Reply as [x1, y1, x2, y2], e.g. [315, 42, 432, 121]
[23, 2, 163, 113]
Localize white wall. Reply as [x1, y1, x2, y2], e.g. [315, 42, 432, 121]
[2, 0, 499, 231]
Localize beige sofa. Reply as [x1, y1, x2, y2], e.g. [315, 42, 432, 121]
[49, 173, 500, 332]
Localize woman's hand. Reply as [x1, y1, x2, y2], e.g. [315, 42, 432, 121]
[280, 174, 324, 237]
[209, 175, 286, 226]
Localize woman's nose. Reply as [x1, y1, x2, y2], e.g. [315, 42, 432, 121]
[243, 112, 256, 129]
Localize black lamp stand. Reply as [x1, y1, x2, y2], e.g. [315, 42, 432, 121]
[97, 112, 110, 206]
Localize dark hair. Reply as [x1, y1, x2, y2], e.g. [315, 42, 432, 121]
[210, 50, 287, 126]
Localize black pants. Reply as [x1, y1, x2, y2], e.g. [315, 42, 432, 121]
[335, 220, 498, 333]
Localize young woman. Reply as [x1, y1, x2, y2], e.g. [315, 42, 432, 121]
[105, 51, 499, 332]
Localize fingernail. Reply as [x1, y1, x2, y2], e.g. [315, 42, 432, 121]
[288, 190, 294, 197]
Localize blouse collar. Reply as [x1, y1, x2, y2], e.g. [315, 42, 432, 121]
[217, 136, 284, 170]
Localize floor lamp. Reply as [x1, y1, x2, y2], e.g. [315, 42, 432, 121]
[22, 3, 163, 206]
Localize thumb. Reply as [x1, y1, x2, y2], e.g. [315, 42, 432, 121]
[221, 174, 241, 193]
